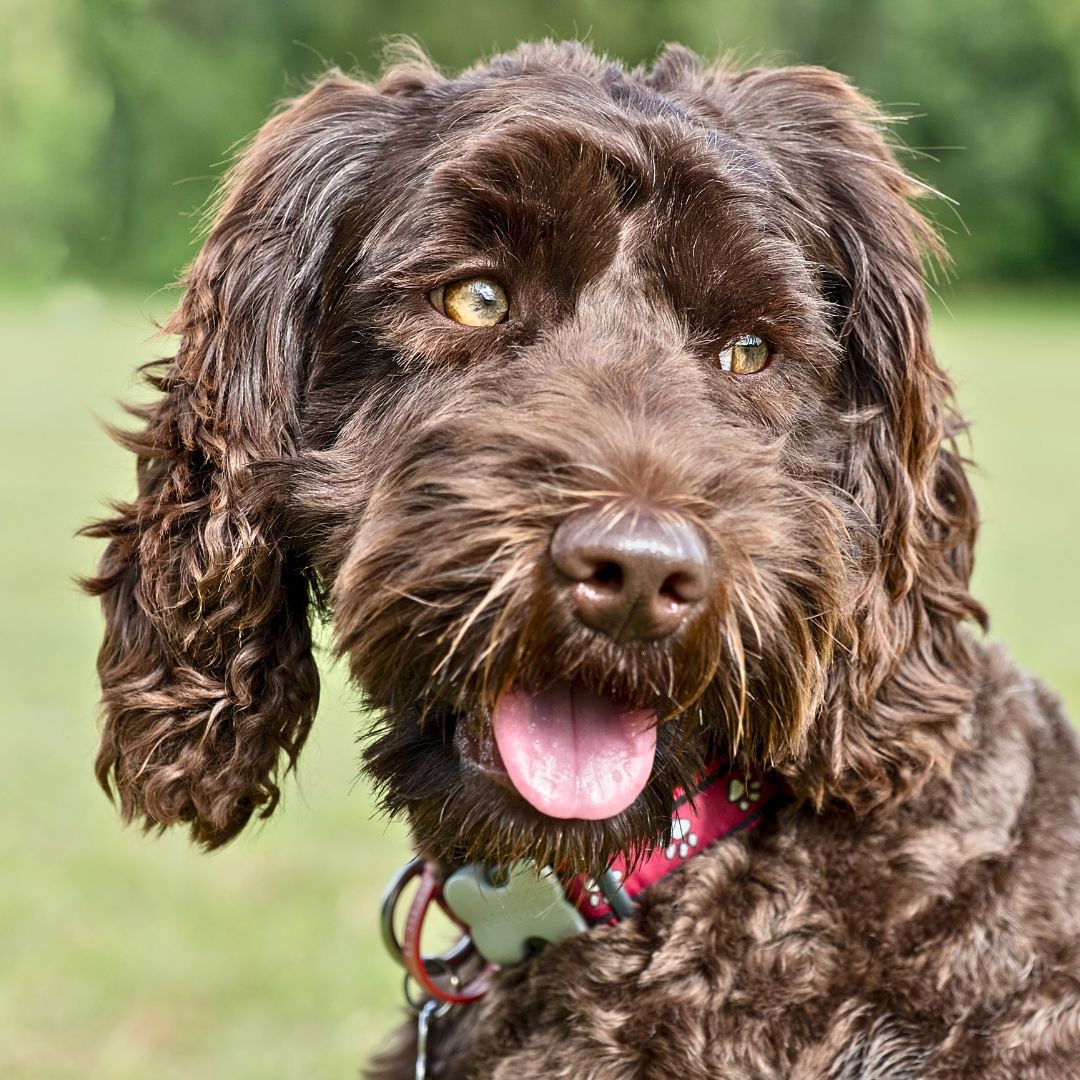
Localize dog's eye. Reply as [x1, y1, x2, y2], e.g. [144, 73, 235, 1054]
[431, 278, 509, 327]
[718, 334, 771, 374]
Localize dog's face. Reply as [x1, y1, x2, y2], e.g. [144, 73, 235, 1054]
[302, 64, 850, 870]
[86, 44, 983, 870]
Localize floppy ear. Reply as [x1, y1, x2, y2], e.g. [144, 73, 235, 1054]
[654, 54, 987, 808]
[83, 73, 405, 847]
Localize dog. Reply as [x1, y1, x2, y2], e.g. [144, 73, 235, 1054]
[85, 41, 1080, 1078]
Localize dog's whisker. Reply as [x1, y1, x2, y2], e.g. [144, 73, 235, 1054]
[431, 559, 527, 682]
[383, 586, 455, 609]
[475, 623, 519, 707]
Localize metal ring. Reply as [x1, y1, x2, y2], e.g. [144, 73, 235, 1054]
[379, 858, 476, 974]
[403, 959, 458, 1017]
[380, 858, 424, 966]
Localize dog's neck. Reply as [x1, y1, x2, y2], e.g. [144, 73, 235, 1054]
[562, 759, 781, 924]
[400, 761, 784, 1000]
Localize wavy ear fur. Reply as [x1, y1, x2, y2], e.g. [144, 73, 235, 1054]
[83, 73, 404, 847]
[652, 53, 987, 808]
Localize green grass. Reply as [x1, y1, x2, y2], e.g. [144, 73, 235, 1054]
[933, 288, 1080, 708]
[1, 287, 1077, 1078]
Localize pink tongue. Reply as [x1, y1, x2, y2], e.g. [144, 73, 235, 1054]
[491, 682, 657, 820]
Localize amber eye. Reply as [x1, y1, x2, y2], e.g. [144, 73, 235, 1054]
[430, 278, 509, 327]
[718, 334, 771, 374]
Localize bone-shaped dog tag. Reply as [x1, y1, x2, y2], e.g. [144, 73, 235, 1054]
[442, 863, 587, 966]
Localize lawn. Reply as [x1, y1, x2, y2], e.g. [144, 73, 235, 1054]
[1, 287, 1077, 1078]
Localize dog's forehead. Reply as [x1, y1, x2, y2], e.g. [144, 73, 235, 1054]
[349, 64, 821, 347]
[351, 68, 788, 295]
[420, 68, 772, 210]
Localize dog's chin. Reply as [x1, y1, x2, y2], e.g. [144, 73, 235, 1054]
[414, 761, 675, 875]
[368, 681, 712, 874]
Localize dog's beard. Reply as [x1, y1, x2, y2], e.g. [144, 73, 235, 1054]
[322, 408, 846, 872]
[351, 558, 733, 871]
[362, 700, 710, 873]
[342, 520, 841, 873]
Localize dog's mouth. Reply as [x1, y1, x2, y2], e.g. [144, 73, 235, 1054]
[457, 680, 658, 821]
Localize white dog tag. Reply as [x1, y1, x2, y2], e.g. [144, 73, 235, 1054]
[442, 863, 587, 966]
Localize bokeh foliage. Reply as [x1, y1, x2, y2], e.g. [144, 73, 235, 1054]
[2, 0, 1079, 290]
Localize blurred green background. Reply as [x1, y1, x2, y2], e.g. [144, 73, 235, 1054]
[1, 1, 1077, 1077]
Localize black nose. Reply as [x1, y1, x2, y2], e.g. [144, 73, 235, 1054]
[550, 505, 711, 642]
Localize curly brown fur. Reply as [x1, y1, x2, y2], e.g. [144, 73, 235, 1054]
[86, 40, 1080, 1077]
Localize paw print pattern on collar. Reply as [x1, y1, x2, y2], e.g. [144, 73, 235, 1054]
[664, 818, 698, 861]
[728, 776, 762, 812]
[566, 760, 782, 925]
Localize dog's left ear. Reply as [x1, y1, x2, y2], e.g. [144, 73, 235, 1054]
[83, 73, 420, 846]
[653, 53, 986, 808]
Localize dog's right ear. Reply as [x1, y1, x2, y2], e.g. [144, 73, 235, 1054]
[82, 68, 435, 847]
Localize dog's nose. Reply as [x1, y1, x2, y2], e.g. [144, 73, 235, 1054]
[550, 505, 710, 641]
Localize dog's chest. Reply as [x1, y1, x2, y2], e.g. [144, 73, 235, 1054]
[426, 826, 906, 1079]
[373, 726, 1080, 1080]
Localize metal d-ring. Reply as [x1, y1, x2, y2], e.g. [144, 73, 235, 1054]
[403, 959, 459, 1016]
[380, 857, 475, 975]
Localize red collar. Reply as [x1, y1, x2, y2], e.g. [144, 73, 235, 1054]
[386, 761, 781, 1006]
[565, 759, 779, 923]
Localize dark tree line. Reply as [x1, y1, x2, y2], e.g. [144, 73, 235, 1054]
[2, 0, 1078, 288]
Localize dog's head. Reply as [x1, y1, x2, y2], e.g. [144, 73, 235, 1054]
[86, 43, 983, 870]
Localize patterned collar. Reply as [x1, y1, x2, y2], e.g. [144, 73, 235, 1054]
[384, 760, 782, 1007]
[565, 759, 778, 923]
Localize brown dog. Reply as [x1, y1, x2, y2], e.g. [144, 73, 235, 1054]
[85, 42, 1080, 1078]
